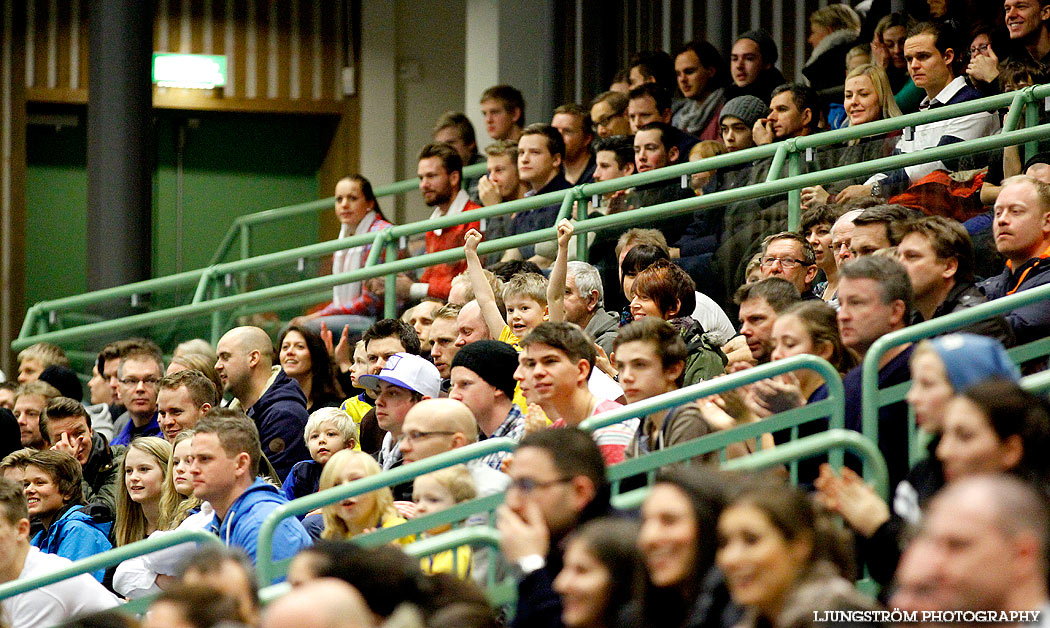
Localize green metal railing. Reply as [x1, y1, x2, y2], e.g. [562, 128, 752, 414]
[0, 529, 221, 603]
[254, 438, 515, 585]
[612, 428, 889, 512]
[17, 110, 1050, 351]
[17, 84, 1050, 348]
[207, 163, 490, 266]
[861, 281, 1050, 473]
[255, 354, 845, 584]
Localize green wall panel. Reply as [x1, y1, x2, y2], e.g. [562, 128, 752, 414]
[25, 109, 336, 314]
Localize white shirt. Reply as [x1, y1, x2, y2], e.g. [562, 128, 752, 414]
[692, 291, 736, 346]
[2, 547, 119, 628]
[588, 367, 625, 402]
[113, 503, 216, 599]
[866, 76, 1000, 186]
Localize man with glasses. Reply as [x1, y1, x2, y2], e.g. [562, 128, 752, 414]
[588, 91, 631, 139]
[498, 428, 614, 628]
[358, 352, 440, 499]
[215, 326, 310, 481]
[399, 398, 509, 495]
[757, 232, 819, 298]
[110, 348, 164, 446]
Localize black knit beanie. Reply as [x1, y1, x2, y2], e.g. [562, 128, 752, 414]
[450, 340, 519, 400]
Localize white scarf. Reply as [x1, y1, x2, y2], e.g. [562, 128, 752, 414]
[332, 211, 378, 306]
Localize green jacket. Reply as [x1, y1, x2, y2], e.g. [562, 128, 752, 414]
[673, 317, 727, 386]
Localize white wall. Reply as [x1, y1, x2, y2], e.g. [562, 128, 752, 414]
[360, 0, 555, 223]
[395, 0, 467, 223]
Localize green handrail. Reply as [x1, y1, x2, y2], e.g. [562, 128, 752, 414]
[1022, 369, 1050, 395]
[0, 528, 221, 602]
[206, 163, 491, 266]
[208, 85, 1040, 268]
[21, 85, 1047, 343]
[581, 353, 845, 479]
[860, 281, 1050, 480]
[613, 429, 890, 512]
[17, 116, 1050, 351]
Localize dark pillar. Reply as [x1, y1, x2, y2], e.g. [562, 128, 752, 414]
[87, 1, 153, 295]
[1, 0, 27, 375]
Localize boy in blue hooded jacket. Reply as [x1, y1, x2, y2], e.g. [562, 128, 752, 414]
[24, 450, 112, 582]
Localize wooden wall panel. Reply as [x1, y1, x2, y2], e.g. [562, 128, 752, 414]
[22, 0, 351, 113]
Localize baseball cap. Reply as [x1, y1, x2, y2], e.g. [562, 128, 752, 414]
[358, 353, 441, 399]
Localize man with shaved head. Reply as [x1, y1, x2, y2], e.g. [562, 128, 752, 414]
[262, 578, 375, 628]
[399, 398, 509, 496]
[455, 300, 492, 347]
[215, 326, 310, 480]
[912, 475, 1050, 617]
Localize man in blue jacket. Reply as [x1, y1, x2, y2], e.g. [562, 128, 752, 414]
[189, 409, 311, 574]
[980, 175, 1050, 345]
[216, 326, 310, 480]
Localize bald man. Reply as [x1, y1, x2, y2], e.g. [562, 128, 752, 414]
[454, 301, 492, 347]
[399, 399, 509, 497]
[830, 209, 863, 272]
[262, 579, 375, 628]
[914, 475, 1050, 617]
[215, 326, 310, 479]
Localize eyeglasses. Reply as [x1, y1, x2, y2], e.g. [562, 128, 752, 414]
[396, 430, 455, 444]
[508, 476, 572, 494]
[760, 256, 810, 269]
[592, 110, 627, 128]
[969, 43, 991, 56]
[120, 377, 161, 388]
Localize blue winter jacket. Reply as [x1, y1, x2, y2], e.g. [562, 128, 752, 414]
[31, 504, 113, 582]
[247, 370, 311, 481]
[109, 412, 161, 447]
[280, 459, 323, 505]
[208, 478, 312, 581]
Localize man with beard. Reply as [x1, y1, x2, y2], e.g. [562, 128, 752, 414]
[397, 143, 481, 303]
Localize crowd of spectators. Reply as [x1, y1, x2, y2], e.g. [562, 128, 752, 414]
[7, 0, 1050, 627]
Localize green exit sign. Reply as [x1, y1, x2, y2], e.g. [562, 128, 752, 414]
[152, 53, 226, 89]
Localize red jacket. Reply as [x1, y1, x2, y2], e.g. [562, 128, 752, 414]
[420, 195, 481, 300]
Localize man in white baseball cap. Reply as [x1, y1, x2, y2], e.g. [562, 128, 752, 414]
[358, 353, 441, 479]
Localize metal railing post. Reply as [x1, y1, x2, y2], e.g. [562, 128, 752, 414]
[239, 223, 251, 261]
[766, 144, 788, 183]
[384, 237, 399, 319]
[787, 143, 803, 231]
[1026, 90, 1041, 163]
[210, 279, 226, 345]
[1002, 90, 1029, 132]
[575, 195, 589, 262]
[191, 267, 215, 304]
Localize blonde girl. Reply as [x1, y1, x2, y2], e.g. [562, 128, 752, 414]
[113, 437, 173, 547]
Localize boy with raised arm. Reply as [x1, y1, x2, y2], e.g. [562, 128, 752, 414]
[463, 228, 549, 348]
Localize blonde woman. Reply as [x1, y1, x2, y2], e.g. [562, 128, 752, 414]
[165, 430, 203, 528]
[801, 63, 902, 208]
[113, 431, 215, 599]
[113, 437, 174, 548]
[319, 449, 408, 543]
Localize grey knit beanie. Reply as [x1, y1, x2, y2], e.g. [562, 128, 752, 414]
[720, 95, 768, 127]
[737, 29, 778, 66]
